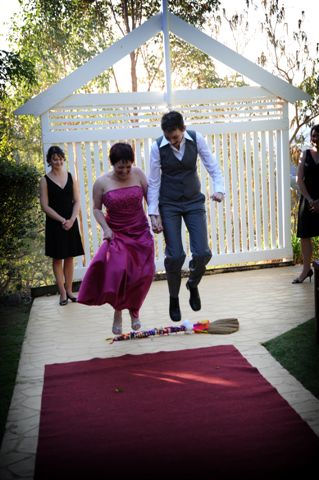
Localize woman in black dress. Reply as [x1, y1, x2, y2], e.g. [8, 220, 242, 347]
[293, 124, 319, 283]
[40, 146, 84, 304]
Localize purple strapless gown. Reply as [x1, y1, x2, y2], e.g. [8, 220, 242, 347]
[78, 186, 155, 317]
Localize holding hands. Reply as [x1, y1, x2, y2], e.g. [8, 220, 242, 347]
[211, 192, 224, 203]
[103, 227, 114, 241]
[150, 215, 163, 234]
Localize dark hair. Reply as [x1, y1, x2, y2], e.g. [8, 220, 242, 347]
[310, 124, 319, 137]
[46, 146, 65, 165]
[109, 142, 134, 165]
[161, 111, 185, 133]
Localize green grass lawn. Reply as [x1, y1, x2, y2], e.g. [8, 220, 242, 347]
[263, 318, 319, 399]
[0, 303, 31, 446]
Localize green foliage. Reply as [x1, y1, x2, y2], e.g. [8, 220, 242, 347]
[291, 233, 302, 264]
[9, 0, 115, 94]
[0, 93, 42, 163]
[291, 231, 319, 265]
[164, 0, 220, 26]
[170, 36, 247, 89]
[105, 0, 220, 28]
[0, 303, 31, 444]
[13, 0, 221, 93]
[0, 49, 38, 161]
[171, 37, 222, 89]
[0, 49, 36, 100]
[0, 158, 41, 294]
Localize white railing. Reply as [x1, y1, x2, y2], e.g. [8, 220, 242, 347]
[41, 87, 292, 279]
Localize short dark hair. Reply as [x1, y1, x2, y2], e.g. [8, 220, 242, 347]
[109, 142, 134, 165]
[310, 124, 319, 137]
[161, 111, 185, 132]
[46, 146, 65, 165]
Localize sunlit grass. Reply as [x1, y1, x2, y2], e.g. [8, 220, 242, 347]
[263, 318, 319, 399]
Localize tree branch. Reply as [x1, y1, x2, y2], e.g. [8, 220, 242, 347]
[109, 2, 125, 36]
[111, 67, 120, 92]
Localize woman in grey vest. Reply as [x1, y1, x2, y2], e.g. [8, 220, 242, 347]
[147, 111, 225, 321]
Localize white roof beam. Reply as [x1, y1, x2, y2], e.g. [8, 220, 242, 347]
[161, 0, 173, 109]
[15, 14, 162, 116]
[169, 12, 310, 103]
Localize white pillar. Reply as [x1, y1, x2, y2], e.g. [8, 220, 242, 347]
[282, 102, 292, 258]
[161, 0, 172, 110]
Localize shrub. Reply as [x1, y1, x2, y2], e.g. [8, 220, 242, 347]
[0, 157, 40, 295]
[291, 233, 302, 264]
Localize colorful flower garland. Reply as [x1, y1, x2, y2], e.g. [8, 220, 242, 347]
[106, 320, 211, 343]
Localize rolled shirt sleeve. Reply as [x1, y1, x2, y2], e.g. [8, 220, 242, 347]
[147, 141, 161, 215]
[196, 131, 225, 195]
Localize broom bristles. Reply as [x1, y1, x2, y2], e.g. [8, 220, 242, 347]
[208, 318, 239, 334]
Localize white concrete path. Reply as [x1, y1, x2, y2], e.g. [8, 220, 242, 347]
[1, 265, 319, 479]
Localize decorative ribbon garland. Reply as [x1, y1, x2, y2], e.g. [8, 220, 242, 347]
[106, 320, 211, 343]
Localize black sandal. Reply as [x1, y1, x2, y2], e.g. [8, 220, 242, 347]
[59, 296, 68, 306]
[66, 293, 77, 302]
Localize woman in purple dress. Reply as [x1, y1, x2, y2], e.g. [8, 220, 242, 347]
[77, 143, 155, 334]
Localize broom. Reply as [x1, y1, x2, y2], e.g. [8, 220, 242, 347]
[106, 318, 239, 343]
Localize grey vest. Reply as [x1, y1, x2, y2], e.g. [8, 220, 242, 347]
[157, 130, 201, 203]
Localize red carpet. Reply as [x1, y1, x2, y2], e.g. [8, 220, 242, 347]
[35, 345, 319, 480]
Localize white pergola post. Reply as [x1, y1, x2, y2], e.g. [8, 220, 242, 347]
[161, 0, 172, 110]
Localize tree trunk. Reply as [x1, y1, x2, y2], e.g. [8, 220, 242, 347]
[130, 51, 138, 92]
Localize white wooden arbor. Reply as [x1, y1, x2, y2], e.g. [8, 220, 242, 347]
[15, 2, 310, 280]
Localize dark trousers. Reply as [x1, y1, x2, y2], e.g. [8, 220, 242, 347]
[159, 197, 212, 298]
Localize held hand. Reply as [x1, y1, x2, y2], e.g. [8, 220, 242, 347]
[103, 228, 114, 241]
[150, 215, 163, 234]
[309, 199, 319, 213]
[62, 219, 74, 231]
[211, 192, 224, 203]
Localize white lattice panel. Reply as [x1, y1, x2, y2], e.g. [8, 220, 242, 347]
[47, 89, 284, 134]
[41, 87, 292, 279]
